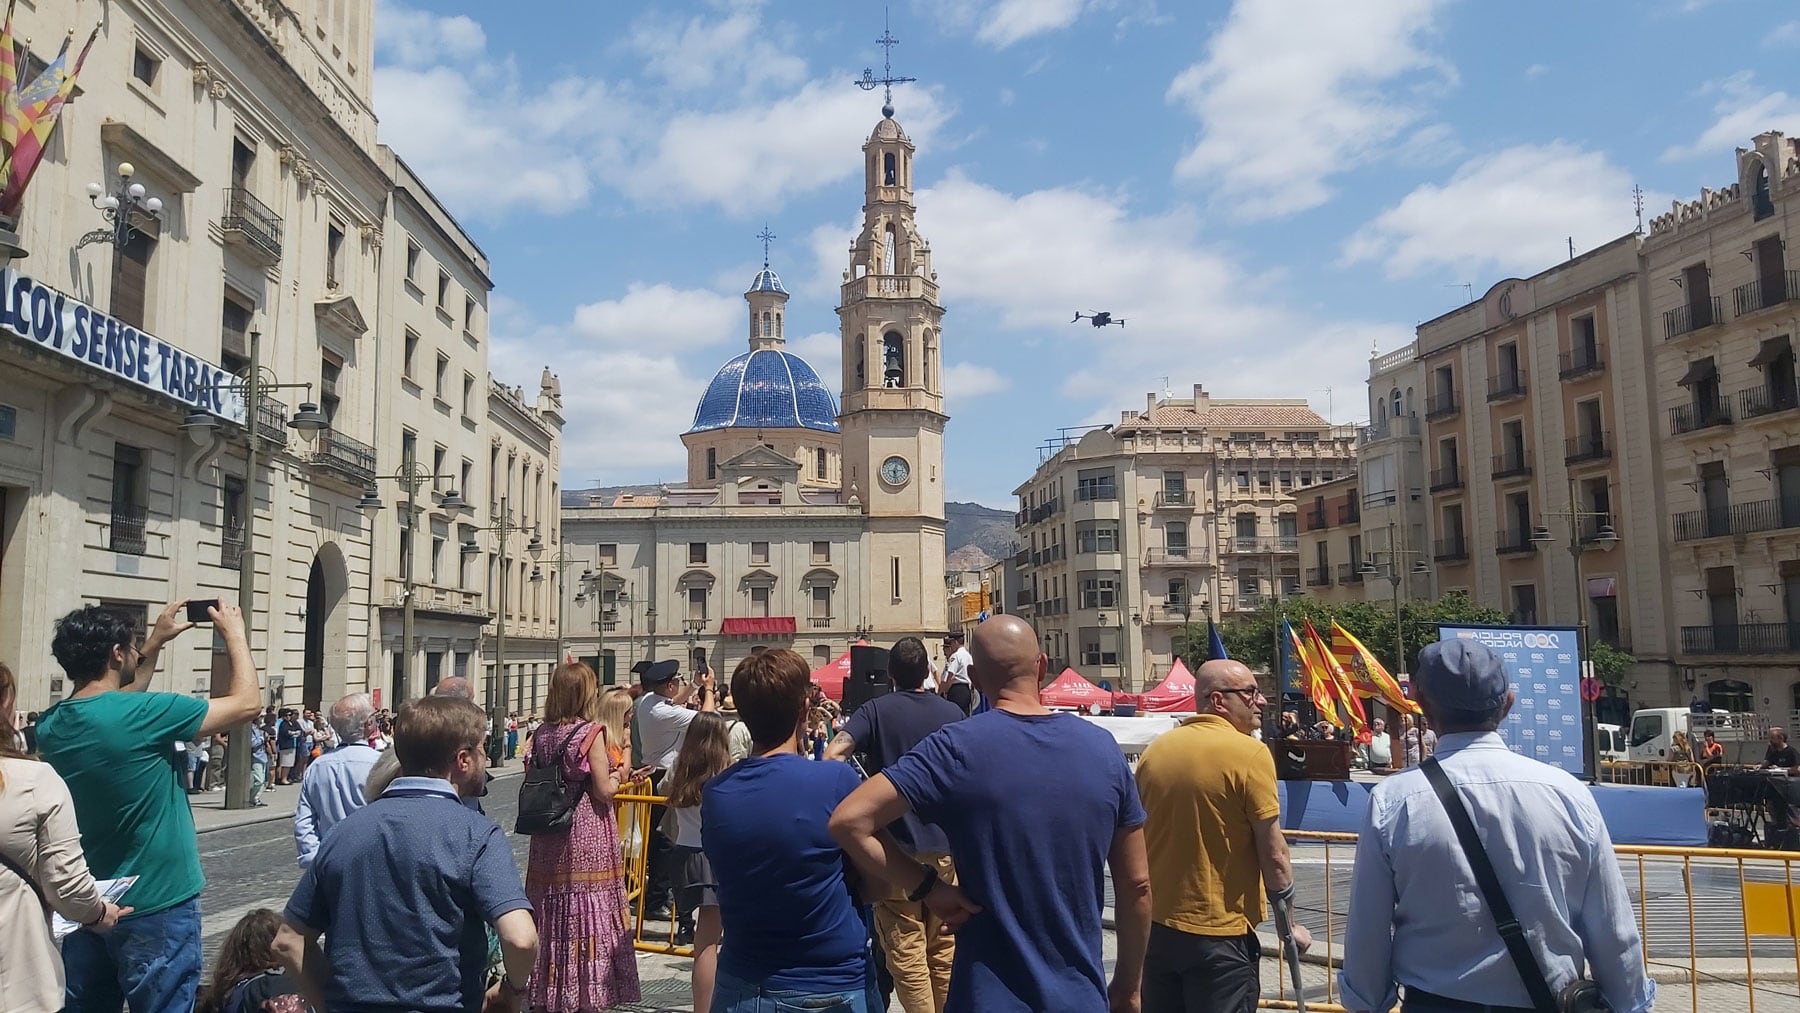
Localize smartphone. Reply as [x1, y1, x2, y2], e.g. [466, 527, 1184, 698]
[186, 599, 219, 624]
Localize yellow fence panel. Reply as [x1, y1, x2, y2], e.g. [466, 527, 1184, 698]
[1742, 881, 1800, 938]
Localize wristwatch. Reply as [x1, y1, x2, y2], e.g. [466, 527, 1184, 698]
[907, 864, 939, 902]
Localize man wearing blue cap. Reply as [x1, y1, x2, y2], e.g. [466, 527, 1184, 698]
[1339, 639, 1655, 1013]
[635, 657, 717, 929]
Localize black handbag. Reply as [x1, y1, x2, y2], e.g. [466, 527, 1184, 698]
[1421, 758, 1611, 1013]
[513, 722, 590, 836]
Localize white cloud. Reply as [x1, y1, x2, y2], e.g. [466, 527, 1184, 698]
[628, 9, 808, 94]
[374, 1, 486, 67]
[977, 0, 1089, 47]
[1166, 0, 1453, 219]
[1662, 72, 1800, 162]
[1768, 21, 1800, 47]
[787, 331, 843, 392]
[1524, 63, 1550, 79]
[943, 362, 1011, 403]
[1341, 143, 1658, 280]
[569, 283, 744, 352]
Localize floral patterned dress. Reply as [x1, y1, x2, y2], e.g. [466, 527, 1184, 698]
[525, 722, 641, 1011]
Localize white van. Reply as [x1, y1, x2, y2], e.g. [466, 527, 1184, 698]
[1627, 707, 1764, 763]
[1596, 723, 1626, 764]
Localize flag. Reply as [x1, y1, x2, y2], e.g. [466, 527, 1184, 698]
[0, 0, 19, 154]
[1304, 618, 1367, 735]
[1329, 621, 1421, 716]
[2, 26, 96, 217]
[1285, 619, 1340, 728]
[1207, 618, 1228, 661]
[1277, 616, 1297, 701]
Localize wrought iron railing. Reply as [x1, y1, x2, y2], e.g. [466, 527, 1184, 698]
[1731, 270, 1800, 317]
[1663, 297, 1722, 340]
[1669, 399, 1732, 436]
[221, 187, 283, 261]
[110, 505, 148, 555]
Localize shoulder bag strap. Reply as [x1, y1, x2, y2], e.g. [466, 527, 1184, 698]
[1421, 757, 1559, 1012]
[0, 847, 50, 912]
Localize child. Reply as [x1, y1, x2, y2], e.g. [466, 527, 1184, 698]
[197, 909, 311, 1013]
[663, 712, 732, 1013]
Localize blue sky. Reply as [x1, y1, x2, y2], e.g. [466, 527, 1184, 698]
[373, 0, 1800, 507]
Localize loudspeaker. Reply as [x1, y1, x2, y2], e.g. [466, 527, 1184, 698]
[843, 645, 892, 712]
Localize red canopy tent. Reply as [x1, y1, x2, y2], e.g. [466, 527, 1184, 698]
[1139, 659, 1197, 712]
[1039, 667, 1113, 709]
[811, 651, 853, 702]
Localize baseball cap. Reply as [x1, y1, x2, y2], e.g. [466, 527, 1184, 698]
[1415, 639, 1509, 712]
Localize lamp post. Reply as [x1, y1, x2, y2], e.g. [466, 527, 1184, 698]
[355, 462, 467, 703]
[459, 497, 543, 765]
[1532, 478, 1619, 782]
[535, 550, 586, 667]
[77, 162, 163, 250]
[184, 329, 332, 810]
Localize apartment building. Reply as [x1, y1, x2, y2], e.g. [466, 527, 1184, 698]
[1012, 386, 1353, 691]
[1297, 474, 1367, 606]
[486, 374, 564, 715]
[1645, 131, 1800, 713]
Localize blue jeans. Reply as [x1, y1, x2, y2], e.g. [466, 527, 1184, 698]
[250, 758, 268, 803]
[714, 970, 873, 1013]
[63, 896, 202, 1013]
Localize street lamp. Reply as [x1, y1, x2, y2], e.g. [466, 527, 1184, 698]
[187, 330, 332, 810]
[573, 563, 618, 682]
[356, 461, 467, 704]
[460, 497, 542, 765]
[1532, 478, 1619, 782]
[77, 162, 164, 250]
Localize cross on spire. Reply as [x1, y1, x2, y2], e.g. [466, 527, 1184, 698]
[854, 8, 916, 118]
[757, 224, 776, 268]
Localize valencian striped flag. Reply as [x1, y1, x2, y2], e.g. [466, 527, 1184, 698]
[2, 23, 99, 217]
[1303, 617, 1367, 735]
[1329, 621, 1422, 716]
[0, 1, 18, 156]
[1284, 618, 1342, 729]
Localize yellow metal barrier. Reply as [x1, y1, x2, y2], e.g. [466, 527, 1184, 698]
[615, 786, 696, 958]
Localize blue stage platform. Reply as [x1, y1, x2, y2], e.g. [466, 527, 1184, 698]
[1277, 779, 1706, 846]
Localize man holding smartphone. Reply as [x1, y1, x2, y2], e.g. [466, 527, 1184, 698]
[37, 599, 263, 1013]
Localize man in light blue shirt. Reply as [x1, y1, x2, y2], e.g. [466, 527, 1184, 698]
[293, 692, 381, 868]
[1339, 640, 1655, 1013]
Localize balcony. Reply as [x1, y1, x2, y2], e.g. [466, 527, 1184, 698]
[383, 578, 487, 618]
[1559, 346, 1605, 380]
[1741, 384, 1800, 421]
[1434, 536, 1469, 562]
[1673, 498, 1800, 541]
[1429, 465, 1462, 492]
[1361, 416, 1421, 442]
[1232, 536, 1299, 554]
[1577, 513, 1617, 545]
[1486, 371, 1528, 403]
[220, 187, 283, 264]
[1142, 603, 1196, 625]
[1015, 589, 1034, 607]
[1336, 563, 1364, 584]
[1663, 297, 1723, 340]
[1731, 270, 1800, 317]
[1304, 506, 1329, 530]
[1425, 390, 1460, 421]
[1307, 565, 1332, 587]
[1153, 490, 1196, 509]
[1669, 399, 1732, 437]
[221, 527, 244, 569]
[1495, 528, 1538, 555]
[809, 616, 834, 629]
[255, 396, 289, 446]
[1492, 450, 1532, 480]
[311, 430, 377, 485]
[109, 504, 147, 555]
[1145, 546, 1209, 566]
[1680, 623, 1800, 656]
[1338, 503, 1361, 525]
[1564, 430, 1611, 465]
[1074, 486, 1117, 503]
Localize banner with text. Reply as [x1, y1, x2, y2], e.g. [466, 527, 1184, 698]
[0, 268, 246, 423]
[1437, 624, 1584, 777]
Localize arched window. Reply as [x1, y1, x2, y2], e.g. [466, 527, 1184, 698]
[855, 337, 866, 388]
[883, 152, 896, 186]
[762, 312, 771, 338]
[1405, 386, 1415, 415]
[776, 312, 783, 337]
[1375, 399, 1387, 424]
[1391, 388, 1402, 421]
[1755, 159, 1776, 221]
[883, 331, 906, 387]
[706, 447, 717, 480]
[1707, 678, 1753, 713]
[883, 224, 897, 274]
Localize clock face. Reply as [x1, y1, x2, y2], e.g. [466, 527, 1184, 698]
[881, 455, 911, 487]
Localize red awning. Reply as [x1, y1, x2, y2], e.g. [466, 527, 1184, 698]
[720, 616, 798, 636]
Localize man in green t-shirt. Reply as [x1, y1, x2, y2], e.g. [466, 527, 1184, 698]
[38, 599, 262, 1013]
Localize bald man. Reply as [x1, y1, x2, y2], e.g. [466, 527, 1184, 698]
[831, 615, 1151, 1013]
[1135, 660, 1308, 1013]
[363, 679, 489, 810]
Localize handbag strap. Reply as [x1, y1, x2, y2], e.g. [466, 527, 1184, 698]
[1421, 757, 1559, 1012]
[0, 847, 50, 912]
[540, 721, 590, 770]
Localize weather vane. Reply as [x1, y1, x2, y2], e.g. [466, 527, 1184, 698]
[854, 8, 916, 118]
[757, 223, 776, 268]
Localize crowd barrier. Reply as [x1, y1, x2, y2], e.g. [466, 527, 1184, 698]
[608, 794, 1800, 1012]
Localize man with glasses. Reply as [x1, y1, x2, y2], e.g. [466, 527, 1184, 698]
[1134, 659, 1310, 1013]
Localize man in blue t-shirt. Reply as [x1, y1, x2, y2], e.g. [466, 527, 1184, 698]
[274, 696, 538, 1013]
[825, 635, 966, 1013]
[38, 600, 263, 1013]
[831, 615, 1152, 1013]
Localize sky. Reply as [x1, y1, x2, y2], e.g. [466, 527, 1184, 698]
[371, 0, 1800, 508]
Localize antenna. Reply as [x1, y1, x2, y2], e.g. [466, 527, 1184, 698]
[1633, 184, 1646, 235]
[1568, 236, 1576, 260]
[854, 8, 917, 117]
[1443, 282, 1473, 303]
[1156, 375, 1170, 398]
[757, 223, 776, 269]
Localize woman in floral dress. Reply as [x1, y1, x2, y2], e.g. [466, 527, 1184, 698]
[525, 662, 641, 1010]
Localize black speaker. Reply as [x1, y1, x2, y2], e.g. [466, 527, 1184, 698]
[843, 645, 892, 712]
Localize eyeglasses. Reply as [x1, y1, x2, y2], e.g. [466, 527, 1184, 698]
[1216, 685, 1265, 703]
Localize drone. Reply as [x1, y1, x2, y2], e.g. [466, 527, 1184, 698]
[1072, 311, 1125, 328]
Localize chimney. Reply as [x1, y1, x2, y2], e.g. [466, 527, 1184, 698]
[1146, 392, 1158, 413]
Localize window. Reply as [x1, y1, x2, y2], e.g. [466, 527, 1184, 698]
[750, 585, 770, 617]
[1237, 574, 1260, 598]
[812, 541, 831, 564]
[1276, 514, 1297, 538]
[430, 535, 444, 584]
[403, 330, 419, 379]
[1162, 470, 1187, 497]
[812, 585, 831, 619]
[1076, 468, 1116, 501]
[1257, 471, 1272, 489]
[814, 644, 832, 665]
[1166, 522, 1188, 555]
[891, 557, 902, 601]
[1231, 432, 1257, 442]
[437, 269, 451, 308]
[1167, 578, 1189, 608]
[397, 514, 412, 576]
[688, 586, 708, 621]
[598, 543, 617, 566]
[319, 354, 341, 424]
[1300, 471, 1313, 486]
[1571, 314, 1598, 361]
[882, 332, 906, 387]
[464, 296, 476, 332]
[462, 373, 475, 416]
[110, 444, 148, 554]
[460, 460, 473, 501]
[1320, 471, 1335, 482]
[1076, 525, 1119, 553]
[221, 476, 245, 567]
[1081, 577, 1118, 609]
[1279, 470, 1293, 488]
[689, 542, 707, 565]
[220, 297, 251, 375]
[230, 138, 255, 190]
[435, 353, 449, 400]
[132, 45, 160, 86]
[750, 541, 769, 565]
[1510, 584, 1538, 625]
[1235, 471, 1251, 489]
[326, 220, 345, 289]
[816, 447, 828, 480]
[1235, 513, 1257, 538]
[1081, 637, 1118, 667]
[110, 216, 157, 329]
[405, 241, 421, 283]
[705, 447, 717, 480]
[431, 445, 447, 492]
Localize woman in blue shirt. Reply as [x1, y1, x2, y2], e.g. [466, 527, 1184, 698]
[703, 649, 872, 1012]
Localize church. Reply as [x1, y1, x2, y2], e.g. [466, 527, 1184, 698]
[559, 105, 949, 682]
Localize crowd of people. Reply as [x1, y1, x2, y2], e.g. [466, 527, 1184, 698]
[0, 596, 1663, 1013]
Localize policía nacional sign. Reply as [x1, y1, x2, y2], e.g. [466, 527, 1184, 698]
[0, 268, 246, 424]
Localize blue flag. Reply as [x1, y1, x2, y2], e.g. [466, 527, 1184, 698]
[1277, 618, 1298, 701]
[1208, 618, 1229, 662]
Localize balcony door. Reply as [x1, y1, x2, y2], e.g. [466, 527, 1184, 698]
[1701, 462, 1730, 536]
[1779, 452, 1800, 526]
[1758, 236, 1787, 303]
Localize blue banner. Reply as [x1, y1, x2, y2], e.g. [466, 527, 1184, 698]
[1438, 624, 1583, 776]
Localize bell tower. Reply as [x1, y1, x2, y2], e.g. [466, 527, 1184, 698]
[838, 104, 948, 639]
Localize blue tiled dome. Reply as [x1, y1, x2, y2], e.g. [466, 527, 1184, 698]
[749, 267, 787, 294]
[688, 348, 840, 434]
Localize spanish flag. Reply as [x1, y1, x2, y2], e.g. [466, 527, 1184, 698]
[1304, 617, 1367, 735]
[1329, 621, 1421, 716]
[1283, 619, 1340, 728]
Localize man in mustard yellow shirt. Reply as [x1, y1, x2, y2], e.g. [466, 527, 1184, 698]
[1135, 659, 1311, 1013]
